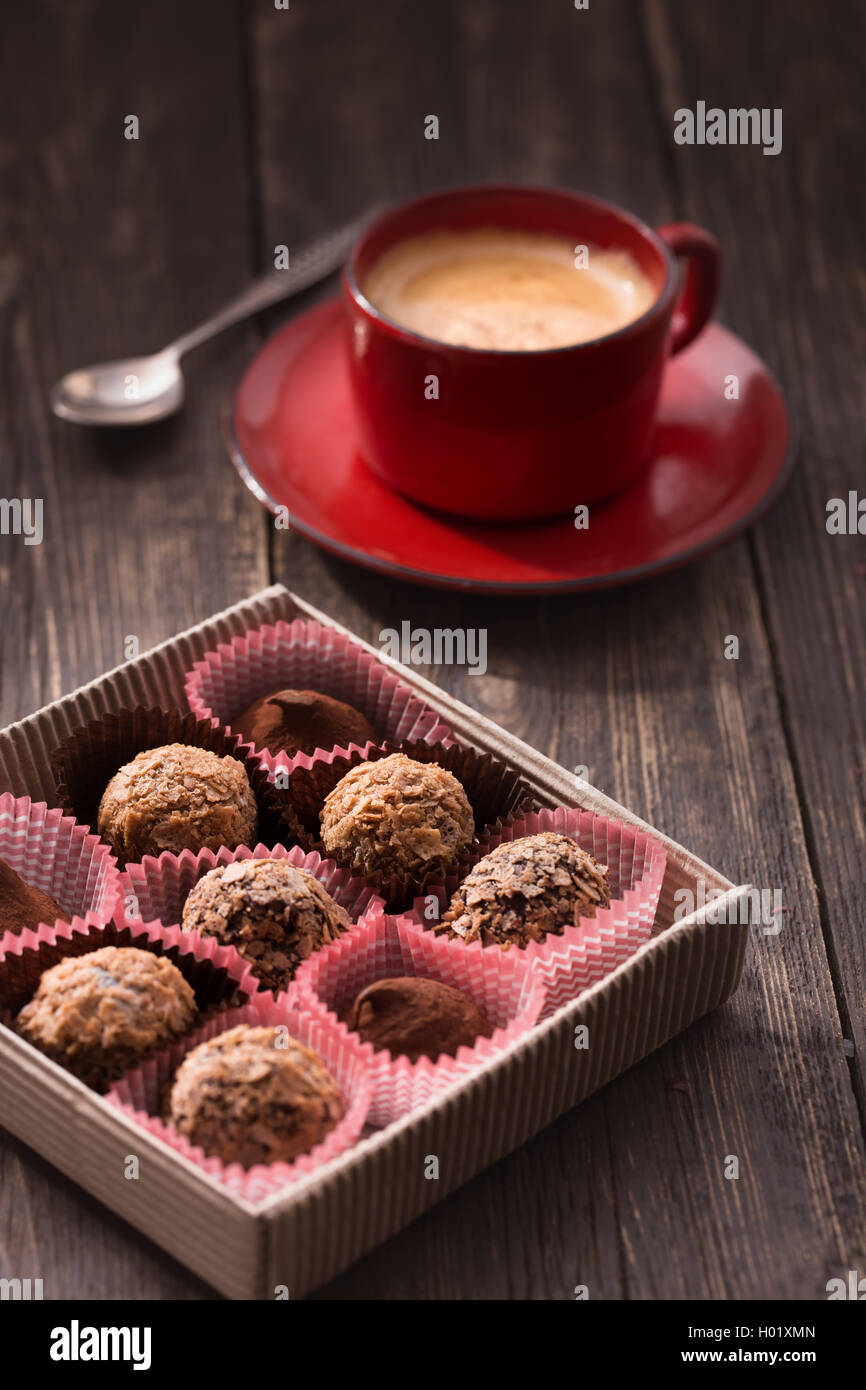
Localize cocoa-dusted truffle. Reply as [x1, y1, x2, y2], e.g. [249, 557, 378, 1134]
[438, 832, 610, 949]
[320, 753, 474, 881]
[15, 946, 197, 1088]
[0, 857, 70, 938]
[181, 858, 351, 992]
[233, 688, 376, 759]
[165, 1024, 343, 1167]
[344, 976, 492, 1063]
[97, 743, 257, 863]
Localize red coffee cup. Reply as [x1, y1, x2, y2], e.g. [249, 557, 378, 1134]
[342, 185, 719, 522]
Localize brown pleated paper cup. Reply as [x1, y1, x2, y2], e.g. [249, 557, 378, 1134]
[50, 706, 304, 868]
[284, 738, 537, 910]
[0, 915, 260, 1088]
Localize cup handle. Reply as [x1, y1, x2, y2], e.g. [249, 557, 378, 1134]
[656, 222, 720, 355]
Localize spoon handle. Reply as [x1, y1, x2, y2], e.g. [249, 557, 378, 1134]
[169, 212, 374, 358]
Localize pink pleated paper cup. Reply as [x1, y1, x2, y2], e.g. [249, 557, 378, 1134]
[407, 806, 668, 1019]
[183, 617, 454, 776]
[105, 997, 373, 1203]
[0, 914, 260, 1083]
[294, 908, 547, 1126]
[117, 840, 386, 999]
[0, 793, 122, 949]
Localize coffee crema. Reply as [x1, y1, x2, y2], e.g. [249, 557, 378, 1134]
[361, 227, 657, 351]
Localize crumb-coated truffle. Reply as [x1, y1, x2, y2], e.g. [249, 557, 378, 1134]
[233, 688, 376, 759]
[15, 946, 198, 1088]
[97, 743, 257, 862]
[438, 832, 610, 949]
[343, 976, 493, 1063]
[181, 858, 351, 992]
[165, 1024, 343, 1167]
[320, 753, 474, 881]
[0, 857, 70, 938]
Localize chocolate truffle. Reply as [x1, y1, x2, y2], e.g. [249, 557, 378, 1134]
[439, 832, 610, 949]
[97, 743, 257, 862]
[320, 753, 474, 881]
[233, 688, 376, 759]
[0, 857, 70, 938]
[165, 1024, 343, 1167]
[344, 976, 493, 1063]
[181, 858, 351, 992]
[15, 946, 197, 1088]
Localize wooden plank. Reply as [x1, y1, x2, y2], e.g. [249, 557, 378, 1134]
[1, 0, 861, 1303]
[641, 0, 866, 1126]
[256, 0, 866, 1297]
[0, 0, 266, 1296]
[0, 0, 268, 730]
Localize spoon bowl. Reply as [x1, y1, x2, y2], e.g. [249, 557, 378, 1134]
[49, 213, 372, 428]
[51, 350, 184, 426]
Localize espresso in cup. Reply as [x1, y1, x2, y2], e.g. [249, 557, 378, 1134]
[361, 227, 656, 351]
[345, 185, 719, 519]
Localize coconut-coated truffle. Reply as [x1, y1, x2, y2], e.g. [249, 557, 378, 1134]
[165, 1024, 343, 1167]
[343, 976, 493, 1063]
[233, 688, 376, 759]
[15, 946, 198, 1088]
[320, 753, 474, 881]
[181, 858, 351, 992]
[438, 832, 610, 948]
[97, 743, 257, 863]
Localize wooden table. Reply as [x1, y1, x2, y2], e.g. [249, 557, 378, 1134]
[1, 0, 864, 1300]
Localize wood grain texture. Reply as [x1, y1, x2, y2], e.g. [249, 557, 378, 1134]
[0, 0, 268, 729]
[642, 0, 866, 1118]
[0, 0, 863, 1300]
[0, 0, 266, 1298]
[257, 0, 866, 1299]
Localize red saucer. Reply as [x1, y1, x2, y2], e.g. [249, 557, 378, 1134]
[225, 299, 793, 594]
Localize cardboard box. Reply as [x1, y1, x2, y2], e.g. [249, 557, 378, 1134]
[0, 585, 750, 1299]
